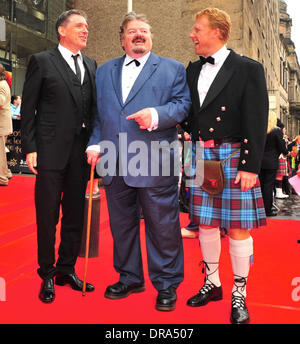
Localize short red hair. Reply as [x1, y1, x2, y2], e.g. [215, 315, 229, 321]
[195, 8, 231, 43]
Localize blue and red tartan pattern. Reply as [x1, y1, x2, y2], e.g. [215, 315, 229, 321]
[189, 142, 267, 229]
[276, 157, 288, 179]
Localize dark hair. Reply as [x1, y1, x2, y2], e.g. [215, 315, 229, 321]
[0, 64, 7, 81]
[11, 95, 19, 104]
[55, 9, 87, 41]
[119, 11, 151, 40]
[277, 118, 285, 129]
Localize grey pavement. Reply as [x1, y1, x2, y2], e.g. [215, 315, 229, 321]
[274, 194, 300, 220]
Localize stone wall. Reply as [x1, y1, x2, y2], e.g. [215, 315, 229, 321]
[71, 0, 300, 136]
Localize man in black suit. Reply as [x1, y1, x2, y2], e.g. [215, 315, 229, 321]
[21, 9, 96, 303]
[182, 8, 268, 324]
[259, 111, 289, 217]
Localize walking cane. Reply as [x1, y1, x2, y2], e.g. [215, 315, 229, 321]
[82, 164, 95, 296]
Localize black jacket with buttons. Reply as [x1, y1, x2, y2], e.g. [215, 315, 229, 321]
[260, 127, 289, 170]
[181, 49, 269, 174]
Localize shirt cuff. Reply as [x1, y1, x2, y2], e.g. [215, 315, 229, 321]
[86, 144, 100, 153]
[147, 108, 159, 132]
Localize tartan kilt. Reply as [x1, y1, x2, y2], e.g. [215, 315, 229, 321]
[276, 157, 288, 179]
[189, 142, 267, 229]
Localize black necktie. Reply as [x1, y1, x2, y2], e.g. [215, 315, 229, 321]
[199, 55, 215, 66]
[72, 54, 82, 82]
[125, 59, 141, 67]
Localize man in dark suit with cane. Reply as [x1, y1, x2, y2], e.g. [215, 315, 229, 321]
[21, 9, 96, 303]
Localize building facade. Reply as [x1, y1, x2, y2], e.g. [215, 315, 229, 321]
[71, 0, 300, 138]
[0, 0, 70, 95]
[280, 1, 300, 137]
[0, 0, 299, 137]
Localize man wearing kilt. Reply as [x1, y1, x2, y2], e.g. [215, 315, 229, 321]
[181, 8, 268, 324]
[275, 120, 289, 199]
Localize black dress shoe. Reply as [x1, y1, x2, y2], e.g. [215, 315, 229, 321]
[187, 283, 223, 307]
[39, 278, 55, 303]
[104, 281, 145, 299]
[156, 286, 177, 311]
[266, 209, 278, 217]
[230, 294, 250, 324]
[55, 272, 95, 292]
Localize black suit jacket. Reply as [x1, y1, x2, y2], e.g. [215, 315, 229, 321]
[21, 47, 97, 170]
[261, 128, 288, 170]
[182, 49, 269, 174]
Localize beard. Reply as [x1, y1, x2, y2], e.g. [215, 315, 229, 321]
[132, 47, 146, 54]
[132, 35, 146, 54]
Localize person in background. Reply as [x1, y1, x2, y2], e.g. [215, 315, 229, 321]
[10, 95, 22, 120]
[274, 119, 289, 199]
[178, 126, 200, 239]
[0, 64, 12, 186]
[259, 110, 289, 216]
[288, 135, 300, 176]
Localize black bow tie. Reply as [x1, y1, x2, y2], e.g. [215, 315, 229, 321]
[199, 56, 215, 65]
[125, 59, 141, 67]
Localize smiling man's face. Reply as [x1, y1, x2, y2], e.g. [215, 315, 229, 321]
[58, 14, 89, 53]
[121, 20, 152, 58]
[189, 15, 220, 57]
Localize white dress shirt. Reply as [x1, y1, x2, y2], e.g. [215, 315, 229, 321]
[87, 52, 159, 153]
[122, 52, 158, 130]
[122, 53, 150, 103]
[58, 43, 85, 84]
[197, 45, 230, 106]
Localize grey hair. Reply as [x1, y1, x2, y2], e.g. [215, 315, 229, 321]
[55, 9, 87, 41]
[119, 11, 152, 40]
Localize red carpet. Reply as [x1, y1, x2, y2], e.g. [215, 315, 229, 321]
[0, 176, 300, 324]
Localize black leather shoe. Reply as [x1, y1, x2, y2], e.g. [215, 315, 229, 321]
[156, 286, 177, 311]
[230, 295, 250, 324]
[55, 272, 95, 292]
[104, 281, 145, 299]
[39, 278, 55, 303]
[187, 283, 223, 307]
[266, 209, 278, 217]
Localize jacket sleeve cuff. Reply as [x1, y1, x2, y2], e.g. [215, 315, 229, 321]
[147, 108, 159, 132]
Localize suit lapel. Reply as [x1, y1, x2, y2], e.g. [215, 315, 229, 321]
[111, 56, 124, 107]
[200, 50, 237, 111]
[49, 48, 80, 109]
[83, 55, 97, 101]
[82, 55, 93, 84]
[124, 52, 159, 106]
[187, 60, 202, 112]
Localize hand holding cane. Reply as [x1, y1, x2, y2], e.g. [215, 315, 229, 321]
[82, 163, 95, 296]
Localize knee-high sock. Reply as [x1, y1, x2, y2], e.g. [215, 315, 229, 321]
[229, 236, 253, 298]
[199, 227, 221, 287]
